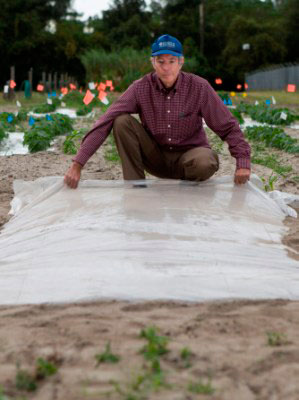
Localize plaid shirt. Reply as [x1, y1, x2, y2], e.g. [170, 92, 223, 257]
[74, 72, 250, 170]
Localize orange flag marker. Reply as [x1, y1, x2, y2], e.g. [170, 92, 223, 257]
[10, 80, 16, 89]
[236, 84, 242, 90]
[69, 83, 77, 90]
[83, 89, 95, 105]
[99, 82, 106, 91]
[37, 84, 44, 92]
[287, 84, 296, 93]
[244, 83, 248, 90]
[215, 78, 222, 85]
[106, 80, 112, 87]
[98, 90, 107, 101]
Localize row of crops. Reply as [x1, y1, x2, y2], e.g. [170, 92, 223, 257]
[0, 90, 110, 154]
[1, 91, 299, 159]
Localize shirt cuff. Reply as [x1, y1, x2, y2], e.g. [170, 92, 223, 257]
[73, 150, 90, 167]
[236, 158, 251, 170]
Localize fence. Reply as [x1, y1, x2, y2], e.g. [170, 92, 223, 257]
[245, 63, 299, 91]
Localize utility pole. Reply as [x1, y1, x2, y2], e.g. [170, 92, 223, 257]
[199, 0, 205, 55]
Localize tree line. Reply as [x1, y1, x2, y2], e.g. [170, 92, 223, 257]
[0, 0, 298, 90]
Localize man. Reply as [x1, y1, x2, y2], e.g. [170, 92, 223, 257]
[64, 34, 250, 188]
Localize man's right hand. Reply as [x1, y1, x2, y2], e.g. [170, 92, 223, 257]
[64, 161, 82, 189]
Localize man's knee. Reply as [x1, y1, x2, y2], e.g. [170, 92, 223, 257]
[181, 148, 219, 181]
[113, 113, 131, 131]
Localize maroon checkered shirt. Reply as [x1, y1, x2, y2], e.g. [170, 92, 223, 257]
[74, 72, 250, 170]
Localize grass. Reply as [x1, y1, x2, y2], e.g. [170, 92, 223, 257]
[104, 134, 120, 162]
[252, 153, 292, 176]
[180, 347, 193, 368]
[188, 379, 215, 395]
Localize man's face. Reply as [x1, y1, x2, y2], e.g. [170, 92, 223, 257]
[152, 54, 184, 88]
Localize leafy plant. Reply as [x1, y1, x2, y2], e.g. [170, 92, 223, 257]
[237, 103, 299, 125]
[23, 113, 73, 152]
[15, 369, 37, 392]
[76, 104, 92, 116]
[95, 342, 120, 365]
[139, 326, 169, 360]
[245, 125, 299, 153]
[36, 358, 58, 379]
[252, 154, 292, 176]
[261, 173, 278, 192]
[266, 331, 288, 347]
[63, 129, 86, 155]
[32, 103, 56, 114]
[180, 347, 193, 368]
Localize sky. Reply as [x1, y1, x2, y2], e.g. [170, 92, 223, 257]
[72, 0, 150, 20]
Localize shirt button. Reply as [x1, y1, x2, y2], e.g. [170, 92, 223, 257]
[167, 96, 170, 99]
[170, 147, 173, 150]
[167, 110, 170, 113]
[168, 124, 171, 128]
[168, 138, 171, 141]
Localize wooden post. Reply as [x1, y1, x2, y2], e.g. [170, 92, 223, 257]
[199, 0, 205, 56]
[29, 68, 33, 88]
[47, 72, 52, 93]
[54, 72, 57, 91]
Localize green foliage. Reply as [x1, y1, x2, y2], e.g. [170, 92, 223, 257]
[139, 326, 169, 360]
[36, 358, 58, 379]
[237, 103, 298, 125]
[188, 379, 215, 395]
[180, 347, 193, 368]
[231, 109, 244, 124]
[76, 104, 93, 116]
[62, 90, 84, 107]
[32, 103, 57, 114]
[266, 331, 288, 346]
[63, 129, 86, 155]
[0, 124, 9, 144]
[23, 113, 73, 152]
[245, 126, 299, 153]
[261, 173, 278, 192]
[15, 369, 37, 392]
[95, 342, 120, 365]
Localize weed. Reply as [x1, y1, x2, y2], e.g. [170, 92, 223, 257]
[188, 379, 215, 395]
[63, 129, 86, 155]
[95, 342, 120, 365]
[15, 369, 37, 392]
[261, 173, 278, 192]
[266, 331, 288, 346]
[180, 347, 193, 368]
[36, 357, 58, 379]
[139, 326, 169, 360]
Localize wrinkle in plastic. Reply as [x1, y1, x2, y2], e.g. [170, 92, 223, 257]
[0, 176, 298, 305]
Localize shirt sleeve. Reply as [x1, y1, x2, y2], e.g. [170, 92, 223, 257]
[200, 81, 251, 170]
[73, 83, 139, 167]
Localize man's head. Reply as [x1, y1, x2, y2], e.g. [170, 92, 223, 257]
[151, 34, 184, 88]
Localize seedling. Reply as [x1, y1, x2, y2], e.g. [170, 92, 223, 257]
[15, 368, 37, 392]
[95, 342, 120, 365]
[36, 357, 58, 379]
[180, 347, 193, 368]
[188, 379, 215, 395]
[139, 326, 169, 360]
[266, 331, 288, 347]
[261, 173, 278, 192]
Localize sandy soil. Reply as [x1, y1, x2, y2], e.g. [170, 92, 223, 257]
[0, 109, 299, 399]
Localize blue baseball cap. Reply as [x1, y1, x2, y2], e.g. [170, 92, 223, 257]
[151, 34, 183, 57]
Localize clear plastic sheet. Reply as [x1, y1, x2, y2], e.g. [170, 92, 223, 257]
[0, 176, 298, 305]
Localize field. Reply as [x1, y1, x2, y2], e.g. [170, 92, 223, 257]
[0, 90, 299, 400]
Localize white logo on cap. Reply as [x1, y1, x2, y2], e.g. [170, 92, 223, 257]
[159, 41, 175, 48]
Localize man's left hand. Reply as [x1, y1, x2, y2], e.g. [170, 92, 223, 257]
[234, 168, 250, 185]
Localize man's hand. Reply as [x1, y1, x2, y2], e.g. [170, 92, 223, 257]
[234, 168, 250, 185]
[64, 161, 82, 189]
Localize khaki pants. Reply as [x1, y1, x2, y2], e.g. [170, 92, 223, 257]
[113, 114, 219, 181]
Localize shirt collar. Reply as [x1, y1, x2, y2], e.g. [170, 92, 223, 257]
[153, 72, 182, 94]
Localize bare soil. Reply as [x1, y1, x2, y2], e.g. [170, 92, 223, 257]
[0, 108, 299, 400]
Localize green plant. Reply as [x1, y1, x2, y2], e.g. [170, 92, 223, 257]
[36, 358, 57, 379]
[32, 103, 56, 114]
[139, 326, 169, 360]
[261, 173, 278, 192]
[0, 386, 10, 400]
[245, 125, 299, 153]
[188, 379, 215, 395]
[180, 347, 193, 368]
[266, 331, 288, 346]
[76, 104, 93, 116]
[237, 103, 299, 125]
[15, 369, 37, 392]
[95, 342, 120, 365]
[63, 129, 86, 155]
